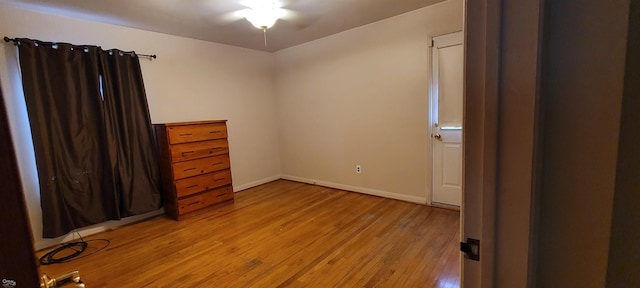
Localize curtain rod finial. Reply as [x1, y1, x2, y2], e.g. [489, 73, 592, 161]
[3, 37, 17, 45]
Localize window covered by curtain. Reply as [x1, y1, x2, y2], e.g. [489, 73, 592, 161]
[99, 49, 161, 217]
[16, 38, 161, 238]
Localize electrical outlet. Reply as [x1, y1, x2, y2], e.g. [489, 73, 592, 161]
[356, 165, 362, 174]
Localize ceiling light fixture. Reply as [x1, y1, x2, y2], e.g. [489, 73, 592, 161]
[244, 0, 283, 46]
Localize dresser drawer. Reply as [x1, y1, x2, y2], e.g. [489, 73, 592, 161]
[170, 139, 229, 162]
[167, 123, 227, 144]
[172, 155, 230, 179]
[174, 170, 232, 198]
[177, 186, 234, 215]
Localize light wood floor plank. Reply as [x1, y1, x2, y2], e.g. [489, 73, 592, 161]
[37, 180, 460, 287]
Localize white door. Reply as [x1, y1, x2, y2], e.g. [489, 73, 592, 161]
[431, 32, 463, 207]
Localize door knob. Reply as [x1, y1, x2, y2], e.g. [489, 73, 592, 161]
[434, 133, 442, 140]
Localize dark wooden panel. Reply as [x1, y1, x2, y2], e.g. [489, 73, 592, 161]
[0, 82, 40, 287]
[606, 1, 640, 286]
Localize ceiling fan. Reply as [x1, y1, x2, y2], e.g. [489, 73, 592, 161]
[242, 0, 286, 30]
[217, 0, 309, 45]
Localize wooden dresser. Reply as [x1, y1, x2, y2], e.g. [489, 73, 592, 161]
[154, 120, 234, 220]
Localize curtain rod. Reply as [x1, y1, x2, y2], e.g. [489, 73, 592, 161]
[3, 36, 157, 60]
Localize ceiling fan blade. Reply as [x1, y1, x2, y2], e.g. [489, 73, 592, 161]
[278, 0, 305, 7]
[212, 9, 251, 25]
[279, 8, 300, 21]
[279, 9, 320, 31]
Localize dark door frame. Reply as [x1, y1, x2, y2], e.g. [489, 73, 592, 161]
[0, 79, 40, 286]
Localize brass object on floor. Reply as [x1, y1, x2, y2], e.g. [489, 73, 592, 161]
[40, 271, 85, 288]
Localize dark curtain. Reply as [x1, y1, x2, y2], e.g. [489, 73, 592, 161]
[17, 39, 118, 237]
[99, 50, 161, 217]
[16, 39, 161, 238]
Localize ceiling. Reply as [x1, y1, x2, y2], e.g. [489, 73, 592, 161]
[0, 0, 447, 52]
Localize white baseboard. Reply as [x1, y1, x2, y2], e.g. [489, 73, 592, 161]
[35, 175, 425, 250]
[279, 175, 316, 185]
[35, 209, 164, 251]
[280, 175, 427, 204]
[36, 175, 282, 250]
[233, 175, 282, 192]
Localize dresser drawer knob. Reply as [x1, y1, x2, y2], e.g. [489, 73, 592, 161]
[181, 151, 195, 155]
[186, 184, 199, 189]
[187, 201, 201, 206]
[184, 168, 196, 172]
[179, 133, 193, 137]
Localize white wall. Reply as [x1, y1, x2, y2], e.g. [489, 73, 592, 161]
[0, 3, 282, 249]
[274, 0, 463, 203]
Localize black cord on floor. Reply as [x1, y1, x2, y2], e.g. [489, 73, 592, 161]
[39, 241, 87, 265]
[39, 230, 111, 265]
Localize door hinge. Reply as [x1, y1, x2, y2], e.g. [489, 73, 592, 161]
[460, 238, 480, 261]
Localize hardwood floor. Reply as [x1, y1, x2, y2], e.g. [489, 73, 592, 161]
[37, 180, 460, 287]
